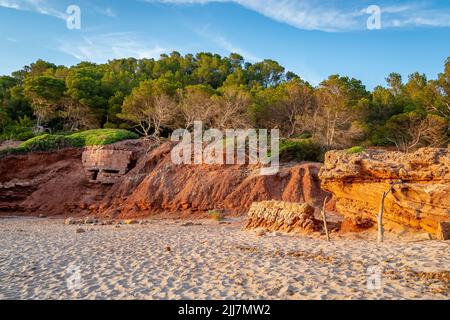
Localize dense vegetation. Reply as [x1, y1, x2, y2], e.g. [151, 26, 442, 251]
[0, 52, 449, 157]
[0, 129, 138, 156]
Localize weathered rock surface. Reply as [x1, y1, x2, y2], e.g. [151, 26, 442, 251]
[0, 141, 329, 219]
[96, 142, 329, 218]
[245, 201, 323, 234]
[82, 148, 132, 184]
[0, 140, 152, 216]
[0, 148, 106, 216]
[319, 148, 450, 239]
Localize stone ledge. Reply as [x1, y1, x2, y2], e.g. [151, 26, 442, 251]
[245, 201, 322, 234]
[82, 149, 133, 184]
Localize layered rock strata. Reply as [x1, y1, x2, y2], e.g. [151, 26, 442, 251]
[319, 148, 450, 239]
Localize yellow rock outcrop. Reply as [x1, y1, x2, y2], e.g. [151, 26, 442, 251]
[319, 148, 450, 239]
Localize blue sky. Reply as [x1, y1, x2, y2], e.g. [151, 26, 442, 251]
[1, 0, 450, 89]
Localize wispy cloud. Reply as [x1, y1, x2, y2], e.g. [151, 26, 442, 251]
[101, 7, 117, 18]
[0, 0, 67, 19]
[91, 4, 118, 18]
[147, 0, 450, 31]
[194, 25, 260, 62]
[213, 36, 260, 62]
[58, 32, 167, 63]
[0, 0, 20, 10]
[0, 0, 118, 20]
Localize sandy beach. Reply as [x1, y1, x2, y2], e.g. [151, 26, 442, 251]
[0, 217, 448, 300]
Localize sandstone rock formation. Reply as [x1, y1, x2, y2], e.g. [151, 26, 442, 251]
[82, 148, 133, 184]
[245, 201, 323, 234]
[319, 148, 450, 239]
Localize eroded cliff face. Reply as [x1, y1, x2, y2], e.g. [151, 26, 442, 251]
[0, 148, 104, 216]
[319, 148, 450, 239]
[0, 140, 151, 217]
[0, 141, 329, 219]
[96, 142, 329, 218]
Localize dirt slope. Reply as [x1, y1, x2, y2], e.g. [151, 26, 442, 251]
[0, 149, 106, 216]
[0, 141, 329, 219]
[95, 142, 329, 218]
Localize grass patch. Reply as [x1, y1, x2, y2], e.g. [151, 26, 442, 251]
[0, 129, 139, 157]
[66, 129, 138, 147]
[346, 146, 365, 154]
[208, 210, 224, 222]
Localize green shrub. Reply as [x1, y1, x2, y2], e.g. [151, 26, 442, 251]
[67, 129, 139, 147]
[19, 134, 72, 151]
[0, 125, 35, 141]
[0, 116, 37, 142]
[0, 146, 28, 157]
[208, 210, 224, 222]
[277, 139, 323, 162]
[293, 132, 313, 139]
[0, 129, 139, 157]
[103, 122, 118, 129]
[118, 123, 132, 130]
[346, 146, 365, 154]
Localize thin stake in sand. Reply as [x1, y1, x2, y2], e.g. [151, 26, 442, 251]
[321, 196, 330, 242]
[377, 180, 403, 243]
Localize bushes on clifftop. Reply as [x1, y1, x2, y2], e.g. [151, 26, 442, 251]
[346, 146, 365, 154]
[0, 129, 138, 156]
[278, 139, 323, 162]
[66, 129, 139, 147]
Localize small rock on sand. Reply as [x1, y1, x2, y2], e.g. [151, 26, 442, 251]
[279, 285, 296, 296]
[76, 228, 86, 234]
[84, 217, 96, 224]
[181, 222, 194, 227]
[64, 218, 76, 225]
[256, 229, 266, 237]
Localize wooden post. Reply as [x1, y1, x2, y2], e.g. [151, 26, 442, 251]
[377, 181, 402, 244]
[377, 191, 388, 244]
[321, 196, 330, 241]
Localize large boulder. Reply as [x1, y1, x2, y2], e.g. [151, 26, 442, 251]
[245, 201, 322, 234]
[319, 148, 450, 239]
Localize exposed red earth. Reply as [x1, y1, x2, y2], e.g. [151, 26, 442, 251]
[0, 140, 329, 220]
[1, 141, 448, 239]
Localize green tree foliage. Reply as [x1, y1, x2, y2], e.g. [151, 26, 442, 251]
[385, 112, 448, 152]
[119, 79, 178, 137]
[65, 63, 109, 126]
[23, 75, 66, 126]
[0, 53, 448, 152]
[0, 76, 32, 121]
[435, 58, 450, 119]
[312, 75, 369, 149]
